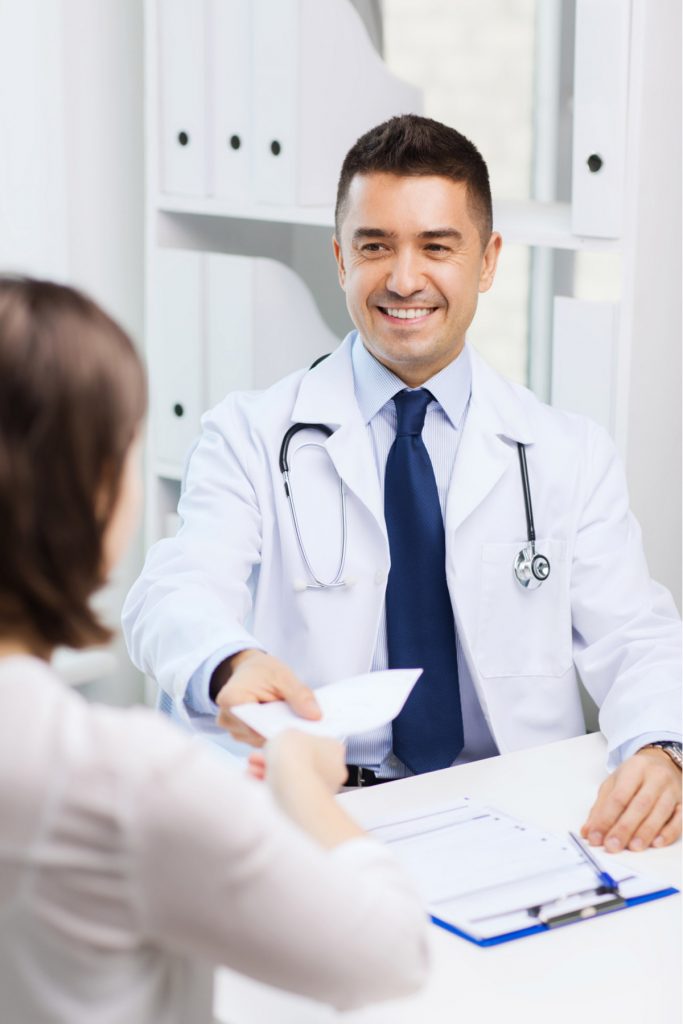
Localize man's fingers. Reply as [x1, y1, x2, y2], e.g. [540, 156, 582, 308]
[583, 769, 642, 845]
[603, 786, 673, 852]
[621, 791, 681, 851]
[281, 680, 322, 721]
[652, 803, 682, 848]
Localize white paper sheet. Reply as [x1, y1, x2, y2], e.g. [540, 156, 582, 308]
[230, 668, 422, 740]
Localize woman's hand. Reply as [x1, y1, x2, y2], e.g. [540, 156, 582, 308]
[248, 732, 360, 849]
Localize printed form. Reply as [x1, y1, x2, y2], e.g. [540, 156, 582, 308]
[366, 799, 673, 943]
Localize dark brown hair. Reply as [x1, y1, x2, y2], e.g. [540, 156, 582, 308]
[335, 114, 493, 245]
[0, 277, 147, 650]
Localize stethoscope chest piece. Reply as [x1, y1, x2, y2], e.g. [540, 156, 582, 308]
[514, 544, 551, 589]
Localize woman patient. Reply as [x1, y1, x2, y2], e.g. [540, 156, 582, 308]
[0, 277, 428, 1022]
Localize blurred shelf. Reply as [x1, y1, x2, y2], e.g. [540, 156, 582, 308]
[156, 194, 334, 227]
[155, 195, 620, 252]
[492, 200, 620, 252]
[52, 647, 118, 687]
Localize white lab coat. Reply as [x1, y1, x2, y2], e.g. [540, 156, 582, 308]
[123, 335, 681, 766]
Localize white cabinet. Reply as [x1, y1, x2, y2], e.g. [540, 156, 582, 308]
[155, 0, 421, 206]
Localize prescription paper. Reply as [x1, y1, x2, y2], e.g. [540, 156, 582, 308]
[230, 668, 422, 740]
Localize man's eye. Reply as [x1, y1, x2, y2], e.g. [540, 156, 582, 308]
[361, 243, 385, 252]
[425, 244, 448, 253]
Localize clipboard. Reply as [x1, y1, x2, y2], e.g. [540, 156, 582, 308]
[367, 798, 680, 947]
[431, 885, 679, 947]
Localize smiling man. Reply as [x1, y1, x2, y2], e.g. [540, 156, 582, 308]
[124, 115, 681, 854]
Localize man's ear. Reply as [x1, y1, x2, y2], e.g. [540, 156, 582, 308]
[479, 232, 502, 294]
[333, 236, 346, 288]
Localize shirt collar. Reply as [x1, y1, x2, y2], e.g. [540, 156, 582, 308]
[351, 330, 472, 429]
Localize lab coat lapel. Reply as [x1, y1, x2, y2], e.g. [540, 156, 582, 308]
[290, 338, 386, 536]
[446, 349, 536, 535]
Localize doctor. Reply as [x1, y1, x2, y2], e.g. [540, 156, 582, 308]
[123, 115, 681, 853]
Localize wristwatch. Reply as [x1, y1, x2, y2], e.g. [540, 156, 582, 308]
[640, 741, 683, 770]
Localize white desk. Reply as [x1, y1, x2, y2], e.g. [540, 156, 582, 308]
[213, 734, 681, 1024]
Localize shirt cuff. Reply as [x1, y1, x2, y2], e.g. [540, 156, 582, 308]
[183, 643, 261, 716]
[611, 731, 683, 769]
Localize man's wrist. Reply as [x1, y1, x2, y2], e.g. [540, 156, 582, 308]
[637, 741, 683, 771]
[208, 648, 260, 703]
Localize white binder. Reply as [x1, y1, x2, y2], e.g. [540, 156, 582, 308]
[571, 0, 629, 238]
[551, 296, 618, 435]
[151, 249, 205, 466]
[205, 252, 340, 406]
[251, 0, 422, 206]
[207, 0, 251, 201]
[158, 0, 209, 196]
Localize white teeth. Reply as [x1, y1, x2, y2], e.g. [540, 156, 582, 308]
[384, 307, 433, 319]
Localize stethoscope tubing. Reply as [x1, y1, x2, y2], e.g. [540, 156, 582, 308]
[280, 424, 348, 588]
[279, 426, 550, 591]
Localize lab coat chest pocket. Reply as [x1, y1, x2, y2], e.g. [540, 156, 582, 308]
[476, 540, 572, 678]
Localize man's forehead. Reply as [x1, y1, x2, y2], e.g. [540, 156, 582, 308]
[343, 173, 473, 233]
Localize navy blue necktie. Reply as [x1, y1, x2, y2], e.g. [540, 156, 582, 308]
[385, 388, 464, 774]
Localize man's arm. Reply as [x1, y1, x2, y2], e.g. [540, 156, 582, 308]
[569, 421, 681, 850]
[122, 399, 267, 708]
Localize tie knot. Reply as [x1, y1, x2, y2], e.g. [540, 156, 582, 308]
[393, 388, 433, 436]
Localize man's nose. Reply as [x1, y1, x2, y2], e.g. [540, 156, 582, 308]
[384, 252, 427, 298]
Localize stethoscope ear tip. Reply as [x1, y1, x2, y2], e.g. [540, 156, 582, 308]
[292, 579, 308, 593]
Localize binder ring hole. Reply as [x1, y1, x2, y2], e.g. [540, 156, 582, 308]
[177, 131, 189, 147]
[587, 153, 603, 173]
[270, 140, 282, 156]
[173, 403, 184, 418]
[229, 134, 241, 150]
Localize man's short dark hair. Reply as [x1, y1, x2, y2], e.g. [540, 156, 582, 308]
[335, 114, 493, 245]
[0, 277, 147, 651]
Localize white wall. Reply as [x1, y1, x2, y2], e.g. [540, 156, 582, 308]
[0, 0, 146, 703]
[621, 0, 681, 609]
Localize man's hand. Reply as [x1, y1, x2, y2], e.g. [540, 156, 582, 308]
[581, 747, 682, 852]
[214, 650, 321, 747]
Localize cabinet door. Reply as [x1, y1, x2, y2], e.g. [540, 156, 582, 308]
[150, 249, 204, 467]
[251, 0, 299, 204]
[158, 0, 208, 195]
[571, 0, 629, 238]
[208, 0, 251, 201]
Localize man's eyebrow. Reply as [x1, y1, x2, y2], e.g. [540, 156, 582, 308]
[352, 228, 397, 241]
[351, 227, 464, 242]
[417, 228, 463, 241]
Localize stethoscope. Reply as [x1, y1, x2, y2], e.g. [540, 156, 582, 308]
[279, 422, 348, 589]
[279, 425, 551, 592]
[513, 443, 551, 589]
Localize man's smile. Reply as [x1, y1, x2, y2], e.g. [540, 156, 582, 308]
[376, 306, 439, 325]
